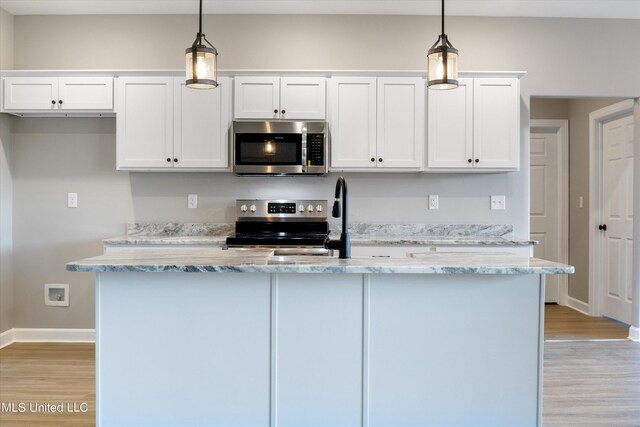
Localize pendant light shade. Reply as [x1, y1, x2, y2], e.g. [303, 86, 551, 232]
[186, 0, 218, 89]
[427, 0, 458, 90]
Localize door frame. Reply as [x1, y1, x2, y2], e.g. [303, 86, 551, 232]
[588, 99, 635, 318]
[530, 119, 569, 305]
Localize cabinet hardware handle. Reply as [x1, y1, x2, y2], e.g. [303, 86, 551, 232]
[475, 159, 479, 163]
[281, 110, 286, 114]
[370, 158, 375, 162]
[58, 100, 63, 104]
[468, 159, 472, 163]
[173, 158, 179, 163]
[378, 158, 383, 162]
[51, 100, 56, 105]
[273, 109, 278, 114]
[598, 224, 607, 231]
[166, 158, 171, 163]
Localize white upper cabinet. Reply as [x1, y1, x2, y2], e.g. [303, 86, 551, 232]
[116, 77, 174, 169]
[117, 76, 231, 171]
[329, 77, 377, 169]
[330, 76, 424, 171]
[174, 77, 230, 169]
[472, 78, 520, 169]
[3, 76, 113, 111]
[426, 76, 520, 171]
[234, 76, 326, 120]
[376, 77, 424, 169]
[427, 78, 473, 169]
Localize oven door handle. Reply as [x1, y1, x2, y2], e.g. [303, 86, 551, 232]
[301, 126, 308, 173]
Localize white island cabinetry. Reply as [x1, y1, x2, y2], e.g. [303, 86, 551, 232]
[69, 249, 572, 427]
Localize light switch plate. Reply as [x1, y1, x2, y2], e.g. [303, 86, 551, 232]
[490, 195, 506, 210]
[188, 194, 198, 209]
[67, 193, 78, 208]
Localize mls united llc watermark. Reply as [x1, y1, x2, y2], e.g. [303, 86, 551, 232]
[1, 402, 89, 413]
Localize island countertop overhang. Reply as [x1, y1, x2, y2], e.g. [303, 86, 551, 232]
[66, 248, 574, 275]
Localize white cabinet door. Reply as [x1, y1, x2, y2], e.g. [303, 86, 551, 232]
[329, 77, 377, 169]
[473, 78, 520, 169]
[116, 77, 174, 169]
[3, 77, 58, 110]
[233, 76, 280, 119]
[427, 78, 473, 169]
[377, 77, 424, 169]
[173, 77, 230, 169]
[58, 77, 113, 110]
[280, 77, 326, 120]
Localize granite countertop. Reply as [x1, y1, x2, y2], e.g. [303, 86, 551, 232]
[67, 248, 573, 275]
[103, 223, 536, 247]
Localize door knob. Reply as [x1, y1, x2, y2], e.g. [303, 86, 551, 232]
[598, 224, 607, 231]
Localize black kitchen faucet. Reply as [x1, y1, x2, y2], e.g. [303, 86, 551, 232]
[324, 176, 351, 259]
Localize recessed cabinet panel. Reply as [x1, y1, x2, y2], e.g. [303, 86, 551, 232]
[174, 77, 230, 169]
[234, 76, 326, 120]
[329, 77, 377, 168]
[116, 77, 174, 169]
[377, 77, 424, 169]
[425, 76, 520, 172]
[280, 77, 326, 120]
[3, 76, 113, 112]
[473, 78, 520, 169]
[3, 77, 58, 110]
[427, 78, 473, 169]
[58, 77, 113, 110]
[233, 77, 280, 119]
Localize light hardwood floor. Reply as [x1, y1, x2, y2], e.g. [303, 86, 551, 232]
[0, 306, 637, 426]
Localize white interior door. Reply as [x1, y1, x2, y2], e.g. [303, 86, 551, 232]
[601, 114, 634, 324]
[530, 121, 568, 303]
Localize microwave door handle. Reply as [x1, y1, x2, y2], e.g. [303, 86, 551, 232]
[301, 127, 308, 173]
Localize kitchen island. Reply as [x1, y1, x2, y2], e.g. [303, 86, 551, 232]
[68, 248, 573, 427]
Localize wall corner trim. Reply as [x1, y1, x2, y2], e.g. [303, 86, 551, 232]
[629, 326, 640, 342]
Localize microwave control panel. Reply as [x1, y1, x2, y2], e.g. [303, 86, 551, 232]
[307, 134, 325, 166]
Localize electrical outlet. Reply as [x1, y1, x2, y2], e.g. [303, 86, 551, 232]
[188, 194, 198, 209]
[490, 195, 506, 210]
[67, 193, 78, 208]
[579, 196, 584, 209]
[428, 195, 439, 210]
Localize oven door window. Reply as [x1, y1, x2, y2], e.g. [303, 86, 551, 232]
[235, 133, 301, 165]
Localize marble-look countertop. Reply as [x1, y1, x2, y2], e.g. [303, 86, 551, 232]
[104, 223, 536, 247]
[67, 248, 573, 275]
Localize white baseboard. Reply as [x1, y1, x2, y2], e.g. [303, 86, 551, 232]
[0, 329, 13, 349]
[0, 328, 95, 349]
[566, 296, 590, 315]
[629, 326, 640, 342]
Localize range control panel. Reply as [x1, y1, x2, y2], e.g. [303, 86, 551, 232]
[236, 199, 328, 220]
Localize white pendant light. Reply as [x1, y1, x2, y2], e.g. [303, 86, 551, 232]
[186, 0, 218, 89]
[427, 0, 459, 90]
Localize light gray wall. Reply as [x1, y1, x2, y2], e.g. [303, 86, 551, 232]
[530, 98, 624, 304]
[530, 99, 568, 121]
[0, 114, 13, 333]
[4, 14, 640, 329]
[0, 7, 13, 70]
[566, 98, 622, 303]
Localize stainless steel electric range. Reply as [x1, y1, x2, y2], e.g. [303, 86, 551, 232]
[225, 199, 331, 256]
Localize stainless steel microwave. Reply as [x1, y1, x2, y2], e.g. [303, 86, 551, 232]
[233, 121, 327, 176]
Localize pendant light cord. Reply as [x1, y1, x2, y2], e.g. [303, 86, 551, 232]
[441, 0, 445, 36]
[198, 0, 203, 36]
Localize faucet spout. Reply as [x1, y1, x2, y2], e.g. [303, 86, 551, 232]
[324, 176, 351, 259]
